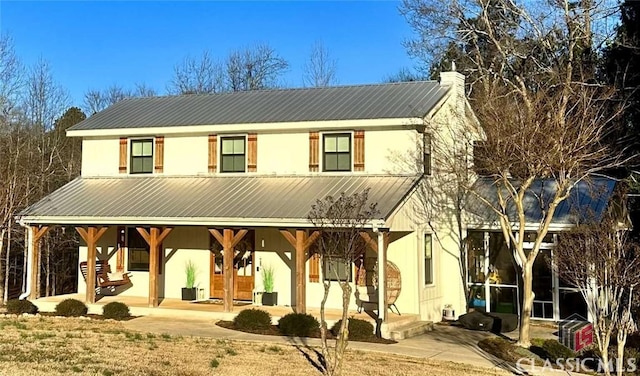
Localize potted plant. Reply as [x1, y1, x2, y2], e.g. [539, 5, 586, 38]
[261, 265, 277, 306]
[181, 260, 198, 301]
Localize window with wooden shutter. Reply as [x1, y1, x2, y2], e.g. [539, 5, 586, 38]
[247, 133, 257, 172]
[354, 130, 364, 171]
[309, 131, 319, 172]
[119, 138, 127, 173]
[208, 134, 217, 173]
[154, 136, 164, 173]
[309, 253, 320, 283]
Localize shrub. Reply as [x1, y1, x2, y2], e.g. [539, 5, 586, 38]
[5, 299, 38, 315]
[330, 318, 374, 340]
[278, 313, 319, 337]
[542, 339, 575, 361]
[102, 302, 130, 320]
[55, 298, 88, 317]
[233, 308, 272, 330]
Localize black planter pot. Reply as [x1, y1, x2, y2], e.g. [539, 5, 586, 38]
[181, 287, 197, 301]
[262, 292, 278, 306]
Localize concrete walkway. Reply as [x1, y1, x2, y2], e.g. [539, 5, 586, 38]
[122, 316, 582, 375]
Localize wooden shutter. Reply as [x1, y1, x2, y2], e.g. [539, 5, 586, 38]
[247, 133, 257, 172]
[354, 130, 365, 171]
[119, 138, 127, 173]
[208, 134, 217, 173]
[116, 226, 125, 272]
[309, 131, 319, 172]
[309, 253, 320, 283]
[154, 136, 164, 173]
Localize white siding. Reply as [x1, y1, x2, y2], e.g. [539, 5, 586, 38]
[81, 138, 120, 177]
[256, 132, 308, 174]
[163, 136, 208, 175]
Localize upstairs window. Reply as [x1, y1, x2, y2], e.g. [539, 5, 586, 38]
[423, 133, 432, 176]
[130, 139, 153, 174]
[323, 133, 351, 172]
[221, 136, 246, 173]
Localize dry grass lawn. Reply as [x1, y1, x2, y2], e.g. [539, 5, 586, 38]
[0, 316, 507, 375]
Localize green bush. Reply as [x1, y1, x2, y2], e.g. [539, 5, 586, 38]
[542, 339, 576, 361]
[5, 299, 38, 315]
[55, 298, 88, 317]
[278, 313, 319, 337]
[330, 318, 374, 340]
[102, 302, 130, 320]
[233, 309, 272, 331]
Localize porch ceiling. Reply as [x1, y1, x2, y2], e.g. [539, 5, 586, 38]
[17, 174, 420, 227]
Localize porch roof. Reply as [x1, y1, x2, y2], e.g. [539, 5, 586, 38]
[466, 176, 618, 228]
[17, 174, 420, 227]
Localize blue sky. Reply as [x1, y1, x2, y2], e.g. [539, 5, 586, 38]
[1, 1, 415, 107]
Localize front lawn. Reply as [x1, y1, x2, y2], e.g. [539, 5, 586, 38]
[0, 316, 508, 375]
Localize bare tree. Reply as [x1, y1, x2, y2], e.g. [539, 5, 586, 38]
[0, 34, 24, 121]
[308, 190, 378, 376]
[84, 83, 156, 114]
[303, 41, 337, 87]
[226, 43, 289, 91]
[401, 0, 627, 347]
[168, 51, 225, 95]
[24, 58, 69, 131]
[554, 217, 640, 376]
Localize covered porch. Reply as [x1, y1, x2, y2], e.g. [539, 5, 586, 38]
[17, 175, 420, 328]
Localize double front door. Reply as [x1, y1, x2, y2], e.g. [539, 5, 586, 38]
[209, 231, 255, 301]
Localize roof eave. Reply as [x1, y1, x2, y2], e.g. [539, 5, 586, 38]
[66, 118, 425, 138]
[17, 215, 388, 229]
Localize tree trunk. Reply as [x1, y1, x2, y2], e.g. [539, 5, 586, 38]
[319, 279, 331, 375]
[4, 221, 12, 302]
[0, 228, 6, 305]
[617, 332, 626, 376]
[331, 282, 352, 376]
[517, 263, 534, 347]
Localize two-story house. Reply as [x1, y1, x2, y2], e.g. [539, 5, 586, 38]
[17, 71, 474, 329]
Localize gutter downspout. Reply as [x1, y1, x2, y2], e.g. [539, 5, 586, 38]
[18, 219, 32, 300]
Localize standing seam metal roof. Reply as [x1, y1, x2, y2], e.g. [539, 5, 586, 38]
[18, 175, 420, 224]
[466, 177, 617, 225]
[68, 81, 449, 131]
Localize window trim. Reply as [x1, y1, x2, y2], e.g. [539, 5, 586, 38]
[129, 138, 154, 175]
[424, 233, 434, 286]
[219, 135, 247, 173]
[321, 132, 353, 172]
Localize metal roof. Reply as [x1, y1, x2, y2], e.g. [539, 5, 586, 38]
[68, 81, 449, 131]
[466, 177, 617, 226]
[18, 175, 420, 226]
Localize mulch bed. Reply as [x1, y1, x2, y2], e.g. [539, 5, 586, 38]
[216, 320, 396, 344]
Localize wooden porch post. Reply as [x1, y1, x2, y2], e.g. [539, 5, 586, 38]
[136, 227, 173, 307]
[209, 228, 248, 312]
[280, 229, 320, 314]
[75, 226, 108, 304]
[29, 226, 49, 300]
